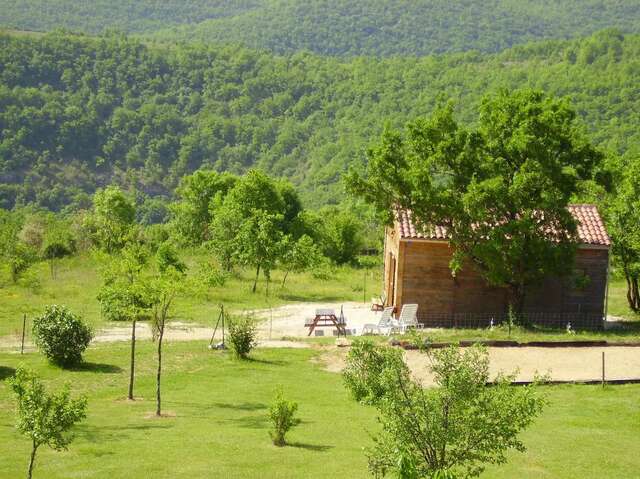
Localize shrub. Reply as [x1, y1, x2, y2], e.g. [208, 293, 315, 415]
[268, 389, 300, 447]
[32, 305, 93, 367]
[227, 315, 257, 359]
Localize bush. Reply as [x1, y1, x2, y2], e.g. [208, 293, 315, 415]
[97, 286, 130, 321]
[227, 315, 257, 359]
[32, 305, 93, 367]
[268, 389, 300, 447]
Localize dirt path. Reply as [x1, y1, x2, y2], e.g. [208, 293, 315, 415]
[3, 301, 640, 385]
[316, 346, 640, 385]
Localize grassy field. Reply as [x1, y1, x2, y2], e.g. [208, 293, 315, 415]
[0, 253, 637, 342]
[0, 253, 382, 337]
[0, 342, 639, 478]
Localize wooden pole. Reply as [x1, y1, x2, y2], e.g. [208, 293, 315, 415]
[363, 269, 367, 304]
[601, 351, 605, 387]
[21, 314, 26, 354]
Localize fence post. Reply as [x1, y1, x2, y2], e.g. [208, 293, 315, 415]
[363, 269, 367, 304]
[601, 351, 605, 387]
[21, 313, 26, 354]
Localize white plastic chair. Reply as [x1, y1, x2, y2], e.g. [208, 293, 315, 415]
[361, 307, 394, 335]
[390, 304, 419, 334]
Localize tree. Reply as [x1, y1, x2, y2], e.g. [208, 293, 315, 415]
[84, 186, 136, 253]
[0, 209, 37, 283]
[268, 389, 300, 447]
[209, 170, 300, 286]
[348, 90, 603, 314]
[343, 342, 545, 478]
[170, 170, 237, 245]
[97, 242, 151, 400]
[280, 234, 322, 287]
[40, 227, 75, 279]
[318, 207, 364, 265]
[237, 211, 285, 294]
[147, 243, 187, 417]
[607, 157, 640, 313]
[6, 367, 87, 479]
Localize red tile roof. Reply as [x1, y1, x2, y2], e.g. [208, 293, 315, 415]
[397, 204, 610, 247]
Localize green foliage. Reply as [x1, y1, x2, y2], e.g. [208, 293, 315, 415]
[32, 305, 93, 367]
[607, 157, 640, 313]
[349, 89, 602, 311]
[96, 242, 151, 321]
[171, 170, 237, 245]
[0, 209, 38, 282]
[6, 367, 87, 479]
[316, 207, 364, 265]
[227, 315, 258, 359]
[209, 170, 300, 288]
[343, 342, 546, 478]
[3, 1, 640, 57]
[268, 388, 300, 447]
[41, 225, 75, 278]
[0, 31, 639, 211]
[83, 186, 136, 253]
[155, 242, 186, 274]
[280, 234, 322, 287]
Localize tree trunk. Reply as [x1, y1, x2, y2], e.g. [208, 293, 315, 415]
[625, 271, 640, 313]
[508, 283, 527, 326]
[128, 318, 137, 400]
[252, 264, 261, 293]
[155, 318, 165, 417]
[27, 440, 38, 479]
[281, 270, 289, 288]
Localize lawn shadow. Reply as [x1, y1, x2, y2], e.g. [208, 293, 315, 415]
[288, 442, 334, 452]
[230, 414, 269, 429]
[78, 422, 174, 443]
[0, 366, 16, 381]
[71, 362, 123, 374]
[243, 357, 287, 366]
[276, 293, 346, 303]
[213, 402, 267, 411]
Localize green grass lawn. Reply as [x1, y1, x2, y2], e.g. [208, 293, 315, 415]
[0, 342, 639, 478]
[0, 254, 637, 343]
[0, 253, 381, 337]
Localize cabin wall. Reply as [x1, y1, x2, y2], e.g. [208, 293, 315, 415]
[524, 247, 609, 321]
[385, 236, 609, 329]
[396, 240, 506, 318]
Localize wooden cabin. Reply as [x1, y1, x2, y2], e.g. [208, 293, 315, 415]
[383, 205, 611, 329]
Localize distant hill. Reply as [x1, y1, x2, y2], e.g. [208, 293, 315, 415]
[2, 1, 640, 56]
[0, 29, 638, 211]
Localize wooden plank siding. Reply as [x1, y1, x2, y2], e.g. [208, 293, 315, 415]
[384, 226, 609, 329]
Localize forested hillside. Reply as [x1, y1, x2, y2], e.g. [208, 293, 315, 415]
[0, 29, 639, 211]
[2, 1, 640, 56]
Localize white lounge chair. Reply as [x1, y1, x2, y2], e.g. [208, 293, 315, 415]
[361, 307, 394, 335]
[390, 304, 420, 334]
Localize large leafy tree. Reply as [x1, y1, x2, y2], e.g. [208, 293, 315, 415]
[84, 186, 136, 253]
[209, 169, 301, 286]
[236, 211, 285, 294]
[170, 170, 237, 245]
[348, 90, 603, 313]
[343, 342, 545, 478]
[607, 157, 640, 313]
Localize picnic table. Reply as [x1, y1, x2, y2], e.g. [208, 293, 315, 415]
[306, 308, 347, 336]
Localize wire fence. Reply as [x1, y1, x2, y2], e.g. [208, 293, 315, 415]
[417, 311, 605, 331]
